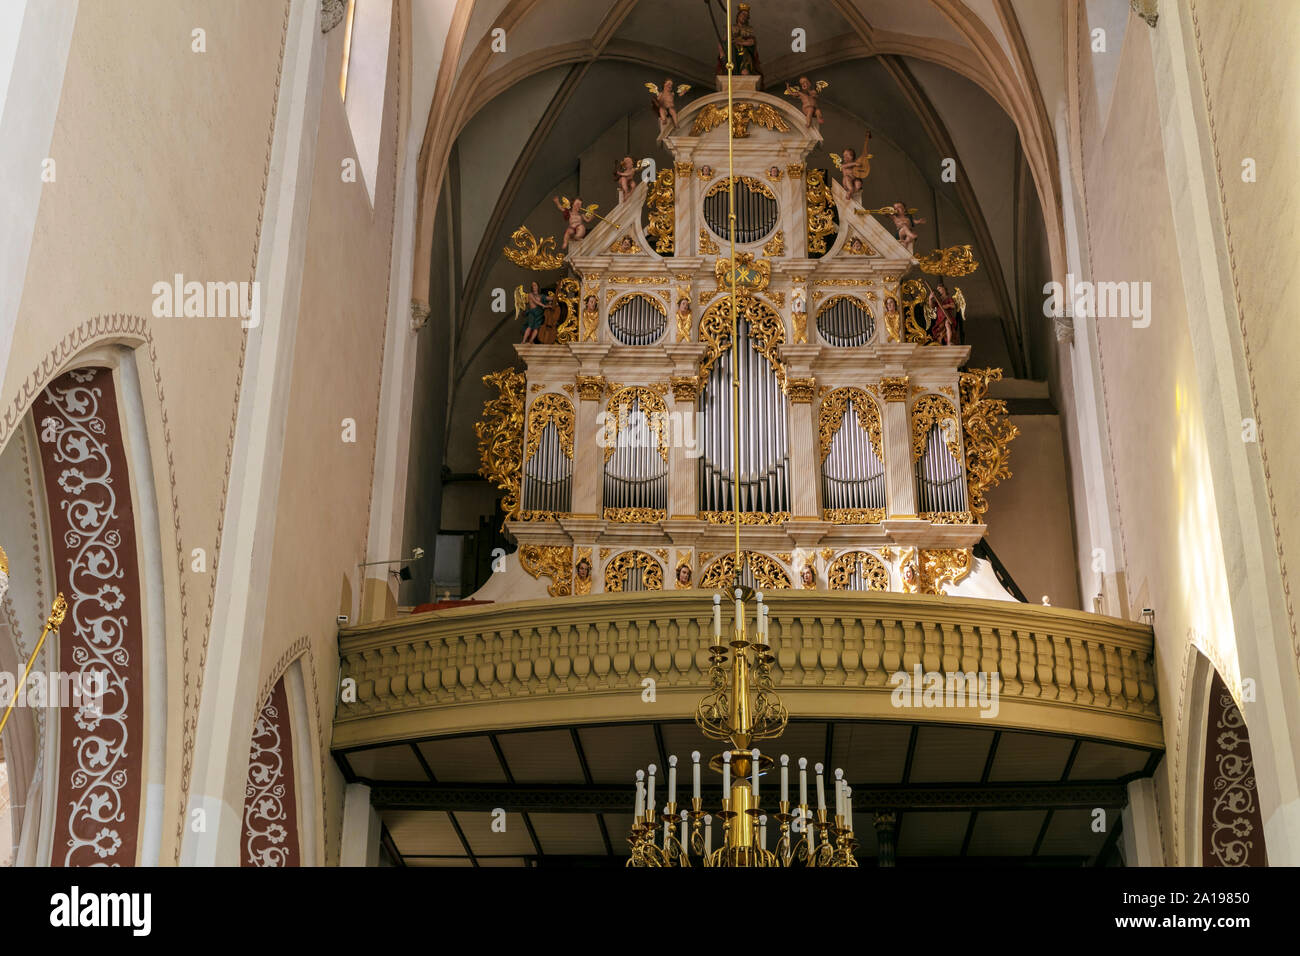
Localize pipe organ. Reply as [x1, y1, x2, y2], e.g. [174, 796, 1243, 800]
[478, 76, 1017, 599]
[698, 315, 790, 515]
[816, 295, 875, 346]
[608, 293, 667, 345]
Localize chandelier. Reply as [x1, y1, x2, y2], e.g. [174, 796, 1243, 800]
[626, 588, 858, 866]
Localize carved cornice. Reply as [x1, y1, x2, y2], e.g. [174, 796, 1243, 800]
[575, 374, 606, 401]
[786, 377, 816, 403]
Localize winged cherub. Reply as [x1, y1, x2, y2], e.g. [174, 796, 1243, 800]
[831, 132, 873, 196]
[784, 76, 828, 131]
[645, 78, 691, 133]
[614, 156, 643, 204]
[553, 196, 599, 250]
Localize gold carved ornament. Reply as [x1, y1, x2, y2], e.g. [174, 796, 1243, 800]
[910, 394, 963, 462]
[700, 551, 792, 590]
[604, 550, 663, 591]
[704, 176, 776, 200]
[921, 511, 974, 524]
[644, 168, 675, 254]
[670, 375, 701, 401]
[827, 551, 889, 591]
[699, 511, 790, 525]
[714, 251, 771, 293]
[554, 276, 581, 342]
[475, 368, 526, 523]
[503, 225, 566, 271]
[805, 169, 837, 255]
[602, 384, 669, 463]
[612, 291, 668, 318]
[609, 234, 645, 254]
[818, 387, 883, 464]
[575, 374, 606, 401]
[901, 547, 973, 596]
[823, 508, 885, 524]
[603, 507, 667, 523]
[524, 393, 575, 463]
[915, 243, 979, 277]
[519, 544, 573, 596]
[899, 279, 933, 344]
[785, 378, 816, 404]
[691, 101, 790, 138]
[698, 229, 721, 255]
[697, 294, 786, 384]
[762, 230, 786, 257]
[959, 368, 1019, 522]
[880, 376, 910, 403]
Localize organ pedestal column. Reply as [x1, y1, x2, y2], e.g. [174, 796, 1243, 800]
[785, 376, 820, 517]
[880, 375, 918, 518]
[572, 375, 606, 516]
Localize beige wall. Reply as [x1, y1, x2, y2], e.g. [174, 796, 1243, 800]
[0, 0, 407, 865]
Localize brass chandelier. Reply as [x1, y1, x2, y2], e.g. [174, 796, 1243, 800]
[626, 588, 859, 866]
[626, 2, 856, 868]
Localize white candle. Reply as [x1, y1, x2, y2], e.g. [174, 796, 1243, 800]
[780, 754, 789, 803]
[759, 814, 767, 850]
[663, 818, 670, 845]
[680, 809, 689, 848]
[722, 751, 731, 800]
[815, 762, 826, 811]
[668, 755, 677, 807]
[751, 749, 761, 799]
[734, 588, 743, 639]
[712, 594, 722, 641]
[845, 786, 854, 830]
[798, 757, 808, 806]
[635, 769, 645, 818]
[691, 750, 701, 800]
[647, 763, 657, 817]
[705, 815, 713, 854]
[834, 768, 844, 817]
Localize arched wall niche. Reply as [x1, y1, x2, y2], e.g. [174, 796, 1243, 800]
[0, 335, 178, 866]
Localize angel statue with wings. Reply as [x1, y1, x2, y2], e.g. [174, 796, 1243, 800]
[831, 133, 873, 197]
[785, 76, 828, 131]
[646, 79, 692, 134]
[514, 281, 546, 344]
[924, 281, 966, 345]
[553, 195, 599, 250]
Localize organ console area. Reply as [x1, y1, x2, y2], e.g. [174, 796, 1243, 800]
[475, 76, 1019, 602]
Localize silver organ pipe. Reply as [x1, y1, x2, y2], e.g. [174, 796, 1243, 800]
[698, 316, 790, 513]
[522, 420, 573, 513]
[822, 404, 885, 511]
[608, 295, 667, 345]
[702, 180, 779, 244]
[816, 297, 875, 346]
[602, 394, 668, 512]
[915, 425, 967, 514]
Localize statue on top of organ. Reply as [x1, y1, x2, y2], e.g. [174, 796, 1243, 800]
[480, 41, 1018, 602]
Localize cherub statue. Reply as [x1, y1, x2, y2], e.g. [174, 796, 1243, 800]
[553, 196, 598, 250]
[613, 156, 642, 204]
[645, 79, 691, 134]
[784, 76, 828, 131]
[887, 201, 925, 253]
[831, 132, 872, 196]
[882, 295, 902, 342]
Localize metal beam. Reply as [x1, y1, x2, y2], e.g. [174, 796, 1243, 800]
[369, 782, 1129, 814]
